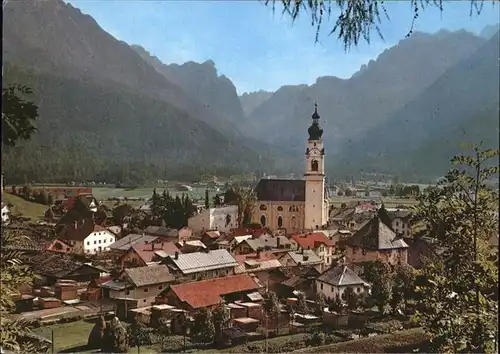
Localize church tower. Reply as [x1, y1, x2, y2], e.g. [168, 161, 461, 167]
[304, 103, 326, 230]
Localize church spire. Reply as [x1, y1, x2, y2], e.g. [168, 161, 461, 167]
[308, 102, 323, 140]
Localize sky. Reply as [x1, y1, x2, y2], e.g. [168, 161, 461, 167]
[67, 0, 499, 94]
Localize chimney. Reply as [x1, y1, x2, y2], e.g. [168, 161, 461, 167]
[151, 243, 154, 251]
[277, 237, 281, 248]
[174, 251, 179, 260]
[183, 240, 186, 246]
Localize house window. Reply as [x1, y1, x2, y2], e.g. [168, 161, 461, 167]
[143, 299, 147, 303]
[99, 240, 101, 244]
[331, 286, 334, 292]
[277, 216, 283, 228]
[357, 287, 361, 293]
[144, 288, 149, 293]
[87, 241, 90, 246]
[158, 285, 163, 290]
[320, 283, 323, 290]
[125, 290, 130, 295]
[94, 241, 97, 244]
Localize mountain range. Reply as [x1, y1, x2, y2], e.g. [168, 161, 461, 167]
[2, 0, 498, 184]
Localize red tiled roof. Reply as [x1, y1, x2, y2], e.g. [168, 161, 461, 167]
[291, 232, 334, 249]
[169, 274, 261, 309]
[133, 242, 180, 263]
[234, 252, 277, 264]
[61, 220, 108, 241]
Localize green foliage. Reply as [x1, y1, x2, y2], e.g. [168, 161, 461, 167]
[345, 288, 359, 311]
[266, 0, 486, 49]
[413, 144, 499, 353]
[391, 263, 416, 312]
[149, 190, 197, 229]
[112, 203, 134, 225]
[87, 316, 107, 350]
[225, 184, 257, 227]
[1, 84, 39, 147]
[204, 189, 210, 210]
[306, 330, 326, 346]
[296, 292, 309, 314]
[101, 317, 129, 353]
[328, 294, 343, 313]
[313, 291, 326, 316]
[192, 308, 215, 344]
[264, 291, 282, 334]
[213, 302, 231, 343]
[362, 260, 392, 313]
[0, 229, 47, 352]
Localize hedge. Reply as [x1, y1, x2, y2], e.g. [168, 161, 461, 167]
[296, 328, 431, 353]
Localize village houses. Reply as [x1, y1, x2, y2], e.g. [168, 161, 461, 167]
[161, 249, 239, 281]
[101, 265, 174, 307]
[118, 242, 181, 269]
[59, 219, 116, 254]
[344, 208, 409, 266]
[315, 264, 370, 302]
[290, 231, 335, 267]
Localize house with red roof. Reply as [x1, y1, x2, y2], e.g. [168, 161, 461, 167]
[59, 219, 116, 254]
[118, 242, 181, 269]
[290, 232, 335, 268]
[156, 274, 262, 312]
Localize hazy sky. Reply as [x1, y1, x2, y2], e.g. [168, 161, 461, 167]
[68, 0, 498, 94]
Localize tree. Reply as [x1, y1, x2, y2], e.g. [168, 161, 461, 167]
[266, 0, 487, 49]
[225, 184, 257, 227]
[213, 302, 231, 344]
[264, 291, 282, 335]
[192, 308, 215, 344]
[87, 315, 107, 350]
[0, 230, 48, 352]
[413, 145, 499, 353]
[150, 188, 162, 220]
[296, 292, 309, 314]
[101, 317, 129, 353]
[345, 288, 359, 311]
[204, 189, 210, 210]
[362, 260, 392, 313]
[213, 194, 222, 207]
[328, 294, 343, 313]
[392, 263, 416, 310]
[112, 203, 134, 227]
[313, 291, 326, 317]
[2, 84, 39, 147]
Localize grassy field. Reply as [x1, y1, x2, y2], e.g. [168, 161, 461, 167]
[296, 328, 430, 353]
[2, 192, 47, 220]
[33, 319, 95, 352]
[92, 187, 217, 203]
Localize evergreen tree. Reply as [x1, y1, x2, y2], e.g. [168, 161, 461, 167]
[193, 308, 215, 344]
[205, 189, 210, 210]
[101, 317, 129, 353]
[213, 194, 222, 207]
[345, 288, 359, 311]
[150, 188, 162, 220]
[264, 292, 282, 335]
[213, 302, 231, 344]
[328, 294, 343, 313]
[296, 292, 309, 314]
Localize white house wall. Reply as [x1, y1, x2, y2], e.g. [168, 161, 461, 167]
[83, 230, 116, 254]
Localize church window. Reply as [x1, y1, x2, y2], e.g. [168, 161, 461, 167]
[278, 216, 283, 228]
[314, 143, 317, 147]
[260, 215, 267, 227]
[311, 160, 319, 172]
[260, 204, 267, 211]
[277, 206, 283, 212]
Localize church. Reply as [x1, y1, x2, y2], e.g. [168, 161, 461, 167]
[251, 104, 329, 232]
